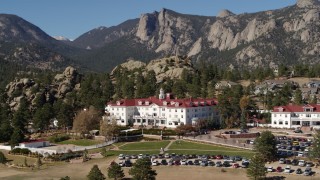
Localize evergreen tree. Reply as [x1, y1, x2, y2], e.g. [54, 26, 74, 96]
[311, 95, 317, 104]
[293, 89, 303, 105]
[0, 151, 6, 164]
[172, 80, 187, 98]
[129, 158, 157, 180]
[107, 161, 124, 180]
[87, 165, 106, 180]
[311, 130, 320, 159]
[247, 154, 267, 180]
[35, 155, 42, 169]
[253, 131, 277, 162]
[10, 128, 24, 147]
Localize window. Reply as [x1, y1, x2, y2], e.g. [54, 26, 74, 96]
[162, 113, 165, 117]
[169, 122, 172, 125]
[306, 114, 311, 117]
[274, 114, 276, 117]
[285, 121, 288, 125]
[161, 120, 165, 124]
[137, 119, 141, 123]
[279, 121, 283, 125]
[121, 120, 124, 123]
[181, 115, 183, 118]
[169, 115, 171, 118]
[181, 109, 183, 112]
[285, 114, 287, 118]
[175, 109, 177, 112]
[162, 108, 165, 111]
[142, 119, 146, 123]
[169, 109, 171, 112]
[153, 108, 157, 111]
[273, 121, 277, 124]
[187, 109, 189, 112]
[174, 115, 178, 118]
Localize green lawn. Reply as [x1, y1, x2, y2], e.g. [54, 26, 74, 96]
[104, 150, 160, 156]
[167, 150, 254, 158]
[57, 139, 102, 146]
[119, 141, 170, 150]
[169, 140, 243, 151]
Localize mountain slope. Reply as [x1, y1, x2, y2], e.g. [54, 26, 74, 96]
[71, 0, 320, 71]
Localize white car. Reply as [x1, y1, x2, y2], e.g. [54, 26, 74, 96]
[118, 154, 125, 160]
[164, 153, 170, 158]
[267, 166, 273, 172]
[299, 160, 306, 167]
[298, 152, 304, 157]
[181, 160, 187, 165]
[138, 154, 143, 159]
[284, 166, 291, 173]
[152, 160, 158, 166]
[279, 158, 285, 164]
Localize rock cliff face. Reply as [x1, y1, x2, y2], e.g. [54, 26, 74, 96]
[5, 66, 81, 111]
[111, 56, 195, 83]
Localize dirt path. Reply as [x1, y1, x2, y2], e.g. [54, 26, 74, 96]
[164, 140, 174, 151]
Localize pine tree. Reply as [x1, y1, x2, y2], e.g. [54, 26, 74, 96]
[129, 158, 157, 180]
[253, 131, 277, 162]
[24, 157, 28, 167]
[10, 128, 24, 148]
[87, 165, 106, 180]
[311, 130, 320, 159]
[108, 161, 124, 180]
[293, 89, 303, 105]
[35, 155, 42, 169]
[0, 151, 6, 164]
[247, 154, 267, 180]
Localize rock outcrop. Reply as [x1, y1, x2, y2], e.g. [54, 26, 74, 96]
[297, 0, 320, 8]
[217, 9, 235, 18]
[5, 66, 81, 111]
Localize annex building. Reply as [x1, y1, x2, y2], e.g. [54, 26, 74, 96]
[104, 89, 220, 128]
[271, 104, 320, 129]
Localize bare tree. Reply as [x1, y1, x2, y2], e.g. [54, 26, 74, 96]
[100, 118, 120, 141]
[73, 106, 101, 138]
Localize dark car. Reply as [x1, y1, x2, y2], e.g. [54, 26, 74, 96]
[223, 161, 230, 167]
[187, 160, 193, 165]
[208, 161, 215, 166]
[291, 159, 298, 166]
[161, 159, 168, 165]
[285, 159, 291, 164]
[124, 160, 132, 167]
[194, 159, 200, 166]
[296, 168, 303, 174]
[276, 166, 282, 172]
[241, 161, 249, 168]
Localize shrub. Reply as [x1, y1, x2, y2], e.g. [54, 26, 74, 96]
[48, 134, 70, 143]
[10, 148, 31, 155]
[0, 151, 6, 163]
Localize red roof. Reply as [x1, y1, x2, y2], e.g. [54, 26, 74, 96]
[107, 96, 218, 108]
[273, 104, 320, 112]
[20, 139, 48, 144]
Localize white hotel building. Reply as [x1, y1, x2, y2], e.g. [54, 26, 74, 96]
[104, 89, 220, 128]
[271, 104, 320, 129]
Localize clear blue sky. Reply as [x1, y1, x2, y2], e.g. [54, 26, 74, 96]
[1, 0, 296, 40]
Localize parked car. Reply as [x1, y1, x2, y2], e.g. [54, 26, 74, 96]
[304, 167, 312, 176]
[223, 161, 230, 167]
[168, 160, 173, 166]
[294, 129, 303, 133]
[296, 168, 302, 174]
[299, 160, 306, 167]
[267, 166, 273, 172]
[241, 161, 249, 168]
[215, 155, 223, 159]
[124, 160, 132, 167]
[285, 159, 291, 164]
[306, 162, 313, 167]
[118, 161, 125, 167]
[131, 155, 137, 159]
[194, 159, 200, 166]
[152, 160, 158, 166]
[284, 166, 291, 173]
[181, 160, 187, 165]
[200, 160, 207, 167]
[138, 154, 143, 159]
[164, 153, 170, 158]
[232, 163, 240, 168]
[208, 161, 215, 166]
[187, 160, 193, 165]
[161, 159, 168, 165]
[215, 161, 222, 167]
[298, 152, 304, 157]
[279, 158, 285, 164]
[291, 159, 298, 166]
[235, 156, 242, 161]
[118, 154, 125, 160]
[276, 166, 282, 172]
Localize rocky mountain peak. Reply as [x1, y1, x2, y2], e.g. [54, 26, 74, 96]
[297, 0, 320, 8]
[136, 12, 158, 41]
[217, 9, 235, 18]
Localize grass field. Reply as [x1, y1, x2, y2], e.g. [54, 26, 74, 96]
[57, 139, 102, 146]
[119, 141, 170, 150]
[169, 140, 242, 151]
[167, 150, 254, 158]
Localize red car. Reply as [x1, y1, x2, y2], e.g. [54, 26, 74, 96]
[276, 166, 282, 172]
[232, 163, 240, 168]
[215, 155, 223, 159]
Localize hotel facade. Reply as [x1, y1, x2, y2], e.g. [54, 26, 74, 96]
[104, 89, 220, 128]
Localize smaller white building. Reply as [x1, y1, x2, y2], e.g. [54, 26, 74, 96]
[271, 104, 320, 129]
[19, 140, 50, 148]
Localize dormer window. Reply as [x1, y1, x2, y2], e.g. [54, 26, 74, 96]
[170, 101, 175, 105]
[175, 102, 179, 107]
[116, 101, 121, 105]
[189, 102, 193, 106]
[163, 101, 167, 106]
[145, 101, 149, 105]
[138, 101, 142, 105]
[278, 107, 284, 112]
